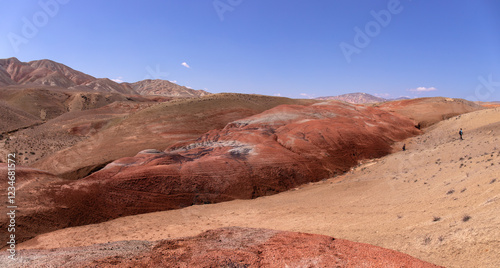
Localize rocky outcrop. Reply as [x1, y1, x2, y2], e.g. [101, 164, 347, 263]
[4, 227, 442, 267]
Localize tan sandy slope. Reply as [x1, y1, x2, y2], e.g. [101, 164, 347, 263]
[378, 97, 482, 128]
[19, 108, 500, 267]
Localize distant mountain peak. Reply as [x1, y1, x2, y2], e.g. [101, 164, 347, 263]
[126, 79, 210, 98]
[316, 92, 386, 104]
[5, 57, 22, 63]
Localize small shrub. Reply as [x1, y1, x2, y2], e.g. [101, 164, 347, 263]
[433, 216, 441, 222]
[462, 215, 471, 222]
[423, 236, 432, 245]
[446, 189, 455, 195]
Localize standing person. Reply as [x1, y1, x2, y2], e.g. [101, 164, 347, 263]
[459, 128, 463, 140]
[402, 144, 406, 151]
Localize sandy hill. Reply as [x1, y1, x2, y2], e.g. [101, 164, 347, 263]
[0, 86, 146, 122]
[0, 86, 171, 166]
[0, 85, 126, 136]
[480, 101, 500, 108]
[316, 92, 386, 103]
[378, 97, 482, 128]
[0, 99, 163, 165]
[0, 100, 41, 134]
[127, 79, 210, 97]
[19, 107, 499, 268]
[0, 86, 166, 164]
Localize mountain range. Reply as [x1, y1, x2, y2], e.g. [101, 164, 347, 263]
[317, 92, 410, 104]
[2, 58, 419, 103]
[0, 57, 209, 97]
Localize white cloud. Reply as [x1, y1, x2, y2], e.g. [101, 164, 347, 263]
[169, 80, 177, 83]
[181, 62, 190, 68]
[299, 93, 315, 99]
[274, 93, 281, 96]
[409, 87, 437, 92]
[111, 77, 124, 83]
[374, 93, 391, 98]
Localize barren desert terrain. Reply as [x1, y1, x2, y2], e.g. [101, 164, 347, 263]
[3, 1, 499, 265]
[1, 58, 498, 267]
[12, 107, 499, 268]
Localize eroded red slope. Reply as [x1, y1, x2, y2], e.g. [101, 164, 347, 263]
[60, 101, 420, 220]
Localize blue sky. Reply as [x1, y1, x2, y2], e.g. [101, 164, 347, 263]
[1, 0, 499, 101]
